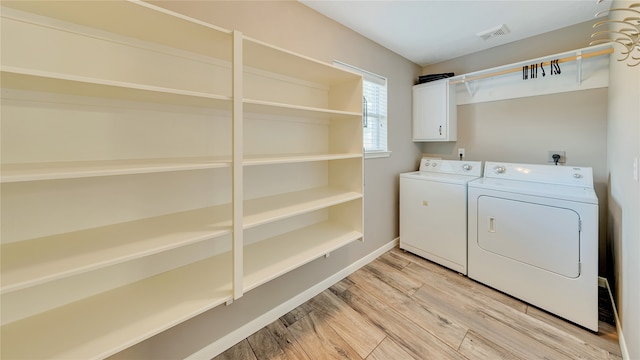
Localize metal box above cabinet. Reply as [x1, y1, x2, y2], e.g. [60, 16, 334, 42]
[412, 79, 457, 142]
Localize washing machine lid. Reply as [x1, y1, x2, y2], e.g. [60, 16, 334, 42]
[469, 162, 598, 204]
[400, 159, 482, 184]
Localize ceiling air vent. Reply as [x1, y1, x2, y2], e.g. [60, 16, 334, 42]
[476, 24, 510, 41]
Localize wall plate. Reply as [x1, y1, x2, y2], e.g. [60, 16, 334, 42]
[547, 151, 566, 164]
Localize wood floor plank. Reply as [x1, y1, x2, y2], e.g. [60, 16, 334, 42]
[366, 337, 416, 360]
[308, 290, 385, 358]
[405, 258, 613, 360]
[287, 311, 361, 360]
[402, 259, 528, 313]
[213, 339, 256, 360]
[280, 302, 315, 328]
[337, 284, 467, 360]
[389, 247, 430, 264]
[526, 305, 622, 358]
[458, 330, 523, 360]
[364, 258, 422, 295]
[376, 251, 411, 270]
[349, 266, 468, 350]
[412, 282, 575, 360]
[264, 320, 311, 360]
[248, 326, 288, 360]
[329, 277, 356, 296]
[478, 298, 612, 360]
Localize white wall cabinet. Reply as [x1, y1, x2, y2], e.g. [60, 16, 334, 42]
[412, 79, 457, 141]
[0, 2, 363, 359]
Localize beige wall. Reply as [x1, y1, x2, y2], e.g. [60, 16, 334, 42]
[607, 2, 640, 358]
[422, 21, 609, 274]
[111, 1, 422, 357]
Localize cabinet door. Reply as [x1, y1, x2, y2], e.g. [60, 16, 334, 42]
[412, 80, 456, 141]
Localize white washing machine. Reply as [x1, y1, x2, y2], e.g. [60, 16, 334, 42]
[400, 158, 482, 274]
[468, 162, 599, 331]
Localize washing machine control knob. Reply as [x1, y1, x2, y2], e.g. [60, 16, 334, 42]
[494, 166, 506, 174]
[573, 173, 582, 178]
[462, 164, 472, 171]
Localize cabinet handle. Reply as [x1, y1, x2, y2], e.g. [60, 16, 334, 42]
[489, 216, 496, 233]
[439, 125, 442, 135]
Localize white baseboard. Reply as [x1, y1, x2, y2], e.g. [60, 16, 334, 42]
[186, 238, 399, 360]
[599, 276, 630, 360]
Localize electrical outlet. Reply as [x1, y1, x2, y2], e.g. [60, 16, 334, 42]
[547, 151, 566, 164]
[458, 148, 465, 158]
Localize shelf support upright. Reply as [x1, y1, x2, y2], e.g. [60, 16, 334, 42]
[232, 30, 244, 300]
[576, 50, 583, 84]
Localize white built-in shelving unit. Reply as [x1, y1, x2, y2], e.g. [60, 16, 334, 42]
[0, 1, 363, 359]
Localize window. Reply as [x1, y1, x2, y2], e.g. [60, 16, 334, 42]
[334, 61, 390, 158]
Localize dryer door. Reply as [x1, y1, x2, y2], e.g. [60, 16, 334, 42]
[476, 196, 581, 278]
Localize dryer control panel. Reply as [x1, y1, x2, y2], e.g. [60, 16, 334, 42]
[483, 162, 593, 187]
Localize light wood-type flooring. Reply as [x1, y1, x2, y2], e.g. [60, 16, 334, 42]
[214, 247, 621, 360]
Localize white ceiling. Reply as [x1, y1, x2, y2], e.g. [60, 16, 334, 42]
[299, 0, 612, 66]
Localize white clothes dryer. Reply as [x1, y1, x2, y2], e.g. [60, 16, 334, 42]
[468, 162, 599, 331]
[400, 158, 482, 274]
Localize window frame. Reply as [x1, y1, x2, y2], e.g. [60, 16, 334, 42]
[333, 61, 391, 159]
